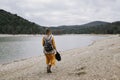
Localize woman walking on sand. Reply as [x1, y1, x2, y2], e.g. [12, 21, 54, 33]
[42, 29, 57, 73]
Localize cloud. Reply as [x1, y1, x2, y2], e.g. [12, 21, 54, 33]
[0, 0, 120, 26]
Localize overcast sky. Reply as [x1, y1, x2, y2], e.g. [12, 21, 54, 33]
[0, 0, 120, 26]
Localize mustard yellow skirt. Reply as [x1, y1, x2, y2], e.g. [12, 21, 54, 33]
[45, 54, 56, 66]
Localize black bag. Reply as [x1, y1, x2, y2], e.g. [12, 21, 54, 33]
[55, 51, 61, 61]
[44, 36, 53, 52]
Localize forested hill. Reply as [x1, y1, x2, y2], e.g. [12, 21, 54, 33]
[0, 9, 120, 34]
[81, 21, 109, 27]
[50, 21, 120, 34]
[0, 9, 45, 34]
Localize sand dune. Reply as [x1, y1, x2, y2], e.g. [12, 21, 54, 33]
[0, 35, 120, 80]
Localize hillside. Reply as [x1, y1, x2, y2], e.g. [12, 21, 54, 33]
[82, 21, 110, 27]
[0, 9, 120, 34]
[0, 9, 45, 34]
[50, 21, 120, 34]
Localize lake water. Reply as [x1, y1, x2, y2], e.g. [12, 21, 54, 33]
[0, 35, 106, 64]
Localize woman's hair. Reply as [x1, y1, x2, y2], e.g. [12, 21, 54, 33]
[45, 28, 51, 34]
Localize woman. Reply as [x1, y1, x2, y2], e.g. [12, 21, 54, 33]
[42, 29, 57, 73]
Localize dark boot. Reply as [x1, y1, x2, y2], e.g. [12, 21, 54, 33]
[47, 65, 49, 73]
[49, 65, 52, 73]
[47, 65, 52, 73]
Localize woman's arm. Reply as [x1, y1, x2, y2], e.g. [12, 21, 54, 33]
[52, 37, 56, 50]
[42, 37, 45, 47]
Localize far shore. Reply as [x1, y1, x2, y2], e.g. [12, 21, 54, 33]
[0, 35, 120, 80]
[0, 34, 119, 37]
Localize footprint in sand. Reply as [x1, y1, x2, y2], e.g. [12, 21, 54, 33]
[75, 71, 86, 76]
[113, 54, 120, 67]
[68, 66, 87, 76]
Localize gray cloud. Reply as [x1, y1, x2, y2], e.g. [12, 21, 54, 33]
[0, 0, 120, 26]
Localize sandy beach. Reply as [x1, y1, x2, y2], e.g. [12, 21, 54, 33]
[0, 35, 120, 80]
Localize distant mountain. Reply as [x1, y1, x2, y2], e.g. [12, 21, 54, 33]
[82, 21, 110, 27]
[0, 9, 120, 34]
[0, 9, 45, 34]
[51, 21, 110, 29]
[50, 21, 120, 34]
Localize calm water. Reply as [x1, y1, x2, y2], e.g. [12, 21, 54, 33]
[0, 35, 106, 64]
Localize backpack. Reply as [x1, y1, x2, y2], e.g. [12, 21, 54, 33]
[44, 36, 53, 52]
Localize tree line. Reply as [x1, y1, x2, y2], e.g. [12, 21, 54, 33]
[50, 22, 120, 34]
[0, 9, 120, 35]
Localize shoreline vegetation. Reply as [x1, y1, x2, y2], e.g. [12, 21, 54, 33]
[0, 35, 120, 80]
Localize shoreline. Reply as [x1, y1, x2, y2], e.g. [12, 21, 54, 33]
[0, 35, 120, 80]
[0, 34, 110, 65]
[0, 34, 119, 37]
[0, 34, 118, 65]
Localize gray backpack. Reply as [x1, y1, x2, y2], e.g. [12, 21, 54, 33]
[44, 36, 53, 52]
